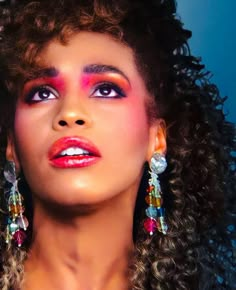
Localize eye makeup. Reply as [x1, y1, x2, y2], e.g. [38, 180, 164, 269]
[21, 77, 65, 104]
[21, 65, 131, 103]
[81, 73, 130, 98]
[24, 85, 59, 103]
[83, 64, 130, 84]
[90, 81, 126, 98]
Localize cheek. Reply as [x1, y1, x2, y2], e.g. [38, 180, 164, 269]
[14, 109, 32, 149]
[120, 94, 149, 137]
[98, 95, 150, 158]
[13, 107, 48, 160]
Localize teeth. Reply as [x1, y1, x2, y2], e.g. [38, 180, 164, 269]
[59, 147, 90, 157]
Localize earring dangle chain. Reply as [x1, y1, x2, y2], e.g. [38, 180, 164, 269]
[144, 152, 168, 235]
[3, 161, 29, 247]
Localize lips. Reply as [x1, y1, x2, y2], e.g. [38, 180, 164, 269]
[48, 136, 101, 168]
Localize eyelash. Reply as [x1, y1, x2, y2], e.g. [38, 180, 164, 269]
[91, 82, 126, 98]
[25, 85, 58, 103]
[24, 82, 126, 103]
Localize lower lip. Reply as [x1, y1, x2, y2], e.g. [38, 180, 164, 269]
[49, 155, 100, 168]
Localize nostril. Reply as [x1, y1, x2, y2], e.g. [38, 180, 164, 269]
[76, 120, 85, 125]
[58, 120, 67, 126]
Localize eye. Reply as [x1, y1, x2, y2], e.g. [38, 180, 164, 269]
[25, 85, 59, 103]
[91, 82, 126, 98]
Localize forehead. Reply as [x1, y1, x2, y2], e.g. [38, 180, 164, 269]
[36, 31, 137, 77]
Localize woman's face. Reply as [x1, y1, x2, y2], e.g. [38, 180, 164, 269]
[7, 32, 166, 207]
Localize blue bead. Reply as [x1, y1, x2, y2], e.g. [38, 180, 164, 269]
[157, 207, 165, 217]
[145, 206, 158, 218]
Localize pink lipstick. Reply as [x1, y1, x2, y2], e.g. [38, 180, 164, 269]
[48, 136, 101, 168]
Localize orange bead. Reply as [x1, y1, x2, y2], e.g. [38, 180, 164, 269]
[9, 204, 24, 215]
[145, 195, 163, 207]
[145, 195, 152, 205]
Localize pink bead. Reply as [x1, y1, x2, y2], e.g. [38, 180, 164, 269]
[13, 229, 26, 247]
[144, 217, 157, 235]
[16, 216, 29, 230]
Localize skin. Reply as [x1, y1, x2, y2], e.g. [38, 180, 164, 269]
[6, 32, 166, 290]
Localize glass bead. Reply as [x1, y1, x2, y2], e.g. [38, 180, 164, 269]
[9, 204, 24, 215]
[146, 206, 158, 218]
[9, 222, 19, 233]
[8, 193, 23, 206]
[145, 195, 162, 207]
[13, 230, 26, 247]
[145, 195, 153, 205]
[3, 161, 16, 183]
[156, 198, 162, 207]
[146, 185, 154, 193]
[150, 153, 167, 174]
[157, 207, 165, 217]
[144, 218, 157, 235]
[155, 181, 161, 192]
[16, 216, 29, 230]
[149, 172, 161, 192]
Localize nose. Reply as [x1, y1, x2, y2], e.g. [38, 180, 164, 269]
[53, 95, 92, 130]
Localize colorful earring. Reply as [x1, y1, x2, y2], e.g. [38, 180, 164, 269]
[3, 161, 29, 247]
[144, 152, 168, 235]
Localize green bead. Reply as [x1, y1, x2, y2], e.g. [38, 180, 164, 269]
[9, 222, 19, 233]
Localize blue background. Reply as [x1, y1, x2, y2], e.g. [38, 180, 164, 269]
[177, 1, 236, 123]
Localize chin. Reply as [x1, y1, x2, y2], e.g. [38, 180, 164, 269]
[34, 188, 117, 213]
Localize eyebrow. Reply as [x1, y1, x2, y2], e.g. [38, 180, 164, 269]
[24, 67, 59, 83]
[83, 64, 130, 84]
[24, 64, 130, 84]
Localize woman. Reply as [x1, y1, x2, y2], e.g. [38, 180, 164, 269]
[0, 0, 235, 289]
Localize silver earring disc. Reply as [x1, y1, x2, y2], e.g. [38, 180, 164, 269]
[150, 153, 167, 174]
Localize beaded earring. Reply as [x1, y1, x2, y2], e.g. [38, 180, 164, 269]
[144, 152, 168, 235]
[3, 160, 29, 247]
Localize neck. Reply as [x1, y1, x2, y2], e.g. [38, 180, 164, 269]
[23, 190, 136, 290]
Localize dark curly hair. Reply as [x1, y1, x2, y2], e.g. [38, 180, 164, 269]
[0, 0, 235, 289]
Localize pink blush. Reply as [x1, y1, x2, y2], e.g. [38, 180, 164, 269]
[81, 75, 91, 89]
[22, 76, 66, 97]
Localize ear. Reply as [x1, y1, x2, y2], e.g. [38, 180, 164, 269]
[6, 133, 20, 171]
[146, 119, 167, 162]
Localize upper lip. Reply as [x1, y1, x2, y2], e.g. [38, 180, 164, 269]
[48, 136, 101, 160]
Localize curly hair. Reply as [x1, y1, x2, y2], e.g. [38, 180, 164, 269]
[0, 0, 235, 289]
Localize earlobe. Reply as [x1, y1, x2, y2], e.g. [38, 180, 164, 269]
[147, 119, 167, 161]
